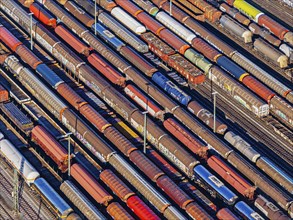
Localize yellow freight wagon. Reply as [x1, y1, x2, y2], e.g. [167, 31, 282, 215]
[233, 0, 263, 22]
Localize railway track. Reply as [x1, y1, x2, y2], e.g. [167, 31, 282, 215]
[0, 177, 15, 220]
[247, 0, 293, 28]
[171, 1, 293, 83]
[0, 202, 14, 220]
[0, 158, 56, 220]
[191, 82, 293, 170]
[205, 21, 293, 83]
[0, 153, 57, 220]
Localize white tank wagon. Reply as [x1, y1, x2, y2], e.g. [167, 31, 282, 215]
[0, 138, 40, 185]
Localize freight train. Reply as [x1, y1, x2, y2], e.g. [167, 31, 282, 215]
[224, 131, 293, 195]
[225, 0, 293, 44]
[1, 53, 193, 218]
[32, 125, 160, 219]
[151, 0, 293, 105]
[140, 32, 270, 118]
[0, 133, 78, 219]
[0, 77, 162, 219]
[0, 36, 211, 220]
[121, 0, 293, 128]
[1, 0, 290, 218]
[0, 26, 253, 218]
[27, 0, 228, 135]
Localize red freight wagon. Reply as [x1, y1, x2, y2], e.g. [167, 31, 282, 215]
[116, 0, 143, 17]
[129, 150, 164, 182]
[159, 29, 190, 54]
[71, 164, 113, 206]
[163, 118, 208, 158]
[241, 76, 275, 102]
[167, 54, 205, 84]
[124, 84, 164, 119]
[258, 15, 288, 40]
[191, 38, 222, 62]
[15, 45, 43, 69]
[141, 32, 175, 62]
[207, 155, 256, 199]
[216, 208, 239, 220]
[156, 175, 193, 209]
[30, 2, 57, 28]
[126, 196, 160, 220]
[31, 125, 69, 172]
[0, 26, 22, 51]
[100, 169, 134, 201]
[0, 84, 9, 103]
[147, 149, 183, 181]
[138, 13, 165, 34]
[55, 25, 90, 56]
[87, 53, 126, 86]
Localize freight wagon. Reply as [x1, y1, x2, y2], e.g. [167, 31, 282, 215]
[111, 7, 146, 34]
[31, 125, 70, 172]
[216, 208, 239, 220]
[106, 202, 135, 220]
[255, 195, 291, 220]
[253, 38, 288, 68]
[60, 180, 107, 220]
[0, 84, 9, 102]
[235, 201, 265, 220]
[193, 165, 238, 205]
[219, 15, 252, 43]
[29, 2, 56, 28]
[0, 102, 34, 135]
